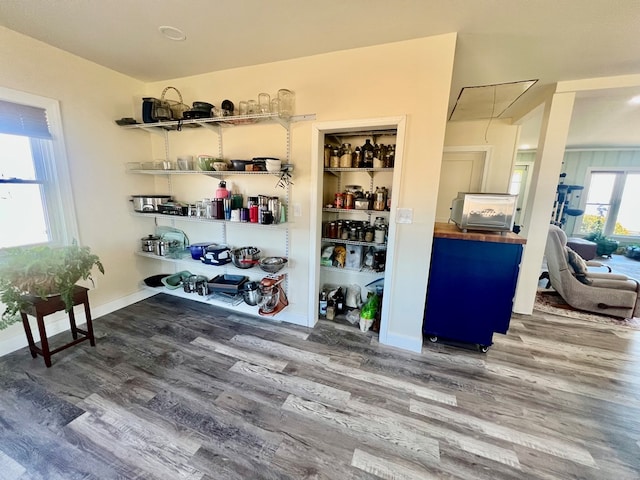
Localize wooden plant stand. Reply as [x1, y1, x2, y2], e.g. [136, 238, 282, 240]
[20, 286, 95, 367]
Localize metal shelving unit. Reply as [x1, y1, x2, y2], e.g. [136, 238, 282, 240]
[124, 113, 315, 309]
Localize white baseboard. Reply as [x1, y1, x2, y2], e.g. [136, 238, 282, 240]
[380, 331, 423, 353]
[0, 289, 156, 357]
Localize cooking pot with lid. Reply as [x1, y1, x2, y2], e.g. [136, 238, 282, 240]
[141, 234, 159, 252]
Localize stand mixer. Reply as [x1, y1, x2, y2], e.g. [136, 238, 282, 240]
[258, 274, 289, 316]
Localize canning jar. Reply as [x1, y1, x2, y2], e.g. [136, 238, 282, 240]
[344, 191, 354, 209]
[324, 144, 332, 168]
[334, 192, 344, 209]
[339, 143, 352, 168]
[330, 148, 340, 168]
[328, 221, 338, 239]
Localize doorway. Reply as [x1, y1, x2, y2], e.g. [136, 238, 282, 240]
[435, 148, 489, 222]
[509, 163, 531, 227]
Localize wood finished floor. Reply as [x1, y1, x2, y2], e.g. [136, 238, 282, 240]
[1, 293, 639, 480]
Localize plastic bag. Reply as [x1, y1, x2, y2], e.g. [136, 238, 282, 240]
[346, 284, 362, 308]
[346, 309, 360, 325]
[360, 293, 380, 320]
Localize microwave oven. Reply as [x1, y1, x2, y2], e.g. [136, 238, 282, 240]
[449, 192, 517, 234]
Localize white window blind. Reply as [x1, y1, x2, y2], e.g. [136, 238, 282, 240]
[0, 87, 78, 249]
[0, 100, 52, 139]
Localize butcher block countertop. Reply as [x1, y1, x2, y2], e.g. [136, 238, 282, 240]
[434, 222, 527, 244]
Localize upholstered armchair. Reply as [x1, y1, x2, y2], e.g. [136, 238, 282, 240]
[545, 225, 640, 318]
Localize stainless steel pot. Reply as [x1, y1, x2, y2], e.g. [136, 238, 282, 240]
[141, 234, 159, 252]
[131, 195, 172, 212]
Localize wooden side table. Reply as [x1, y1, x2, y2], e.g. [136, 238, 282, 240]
[20, 285, 95, 367]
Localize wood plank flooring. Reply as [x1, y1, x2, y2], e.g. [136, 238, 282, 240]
[1, 293, 639, 479]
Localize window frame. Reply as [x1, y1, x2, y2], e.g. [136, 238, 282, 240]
[577, 166, 640, 240]
[0, 86, 79, 249]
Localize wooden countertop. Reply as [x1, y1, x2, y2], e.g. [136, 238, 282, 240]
[434, 222, 527, 244]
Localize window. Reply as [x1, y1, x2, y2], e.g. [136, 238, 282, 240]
[0, 88, 78, 249]
[579, 169, 640, 237]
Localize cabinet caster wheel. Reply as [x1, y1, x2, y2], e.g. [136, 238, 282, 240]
[477, 344, 490, 353]
[428, 335, 438, 343]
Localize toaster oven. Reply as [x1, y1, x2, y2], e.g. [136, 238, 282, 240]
[449, 192, 517, 234]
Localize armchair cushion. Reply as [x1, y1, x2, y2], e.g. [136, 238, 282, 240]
[566, 247, 592, 285]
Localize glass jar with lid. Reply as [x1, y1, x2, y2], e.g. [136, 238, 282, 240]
[330, 148, 340, 168]
[374, 217, 387, 244]
[373, 186, 387, 211]
[339, 143, 352, 168]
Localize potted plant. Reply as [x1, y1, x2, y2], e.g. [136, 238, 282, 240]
[582, 212, 619, 258]
[0, 243, 104, 329]
[584, 230, 619, 257]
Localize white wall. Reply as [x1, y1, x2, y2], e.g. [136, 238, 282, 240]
[0, 27, 157, 354]
[140, 34, 457, 352]
[444, 118, 521, 192]
[0, 28, 457, 355]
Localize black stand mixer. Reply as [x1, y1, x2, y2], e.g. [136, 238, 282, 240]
[258, 274, 288, 316]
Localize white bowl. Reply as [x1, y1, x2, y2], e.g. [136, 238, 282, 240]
[265, 159, 281, 172]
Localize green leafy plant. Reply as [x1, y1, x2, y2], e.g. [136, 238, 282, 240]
[0, 243, 104, 329]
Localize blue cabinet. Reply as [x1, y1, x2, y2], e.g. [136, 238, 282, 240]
[423, 232, 523, 350]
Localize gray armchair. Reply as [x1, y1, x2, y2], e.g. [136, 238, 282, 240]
[545, 225, 640, 318]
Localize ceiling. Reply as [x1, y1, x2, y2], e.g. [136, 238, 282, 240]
[1, 0, 640, 148]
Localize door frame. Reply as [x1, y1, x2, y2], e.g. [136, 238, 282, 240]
[309, 116, 406, 340]
[442, 145, 492, 192]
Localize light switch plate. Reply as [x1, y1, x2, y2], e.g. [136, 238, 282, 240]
[293, 203, 302, 217]
[396, 208, 413, 224]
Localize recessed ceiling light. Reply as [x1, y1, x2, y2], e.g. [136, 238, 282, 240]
[629, 95, 640, 105]
[159, 26, 186, 41]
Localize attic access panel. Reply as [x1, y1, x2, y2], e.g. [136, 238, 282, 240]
[450, 80, 537, 121]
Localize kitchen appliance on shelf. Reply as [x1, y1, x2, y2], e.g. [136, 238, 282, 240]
[258, 274, 288, 316]
[449, 192, 517, 234]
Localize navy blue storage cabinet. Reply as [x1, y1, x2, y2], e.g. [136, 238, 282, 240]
[423, 225, 524, 351]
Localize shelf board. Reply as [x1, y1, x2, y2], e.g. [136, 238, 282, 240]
[128, 164, 293, 176]
[131, 212, 288, 229]
[321, 237, 386, 247]
[135, 251, 289, 276]
[320, 265, 384, 277]
[119, 113, 315, 133]
[322, 208, 389, 216]
[324, 167, 393, 178]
